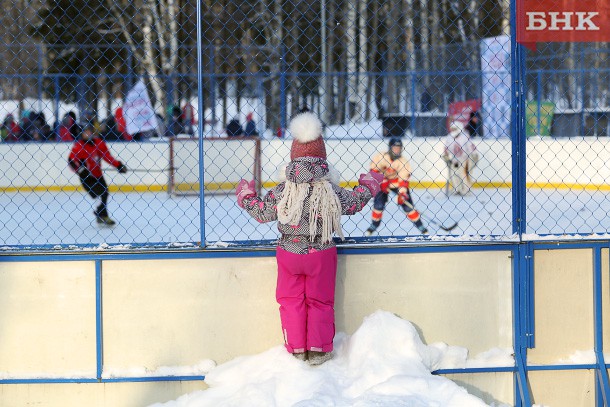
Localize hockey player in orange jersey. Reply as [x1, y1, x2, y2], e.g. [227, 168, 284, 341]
[365, 138, 428, 236]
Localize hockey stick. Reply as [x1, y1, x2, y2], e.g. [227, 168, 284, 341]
[401, 195, 459, 232]
[108, 168, 172, 173]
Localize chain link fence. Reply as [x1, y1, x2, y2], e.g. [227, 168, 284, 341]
[0, 0, 608, 248]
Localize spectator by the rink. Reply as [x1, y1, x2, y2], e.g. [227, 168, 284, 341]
[30, 111, 53, 142]
[244, 112, 259, 137]
[181, 103, 196, 135]
[235, 112, 381, 365]
[57, 112, 82, 142]
[1, 114, 21, 142]
[19, 111, 33, 141]
[226, 117, 244, 137]
[165, 105, 185, 137]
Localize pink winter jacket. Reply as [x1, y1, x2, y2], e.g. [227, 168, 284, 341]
[241, 157, 373, 254]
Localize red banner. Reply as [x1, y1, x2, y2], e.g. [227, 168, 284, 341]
[517, 0, 610, 50]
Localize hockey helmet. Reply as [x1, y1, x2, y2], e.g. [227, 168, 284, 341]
[388, 137, 403, 149]
[388, 137, 403, 159]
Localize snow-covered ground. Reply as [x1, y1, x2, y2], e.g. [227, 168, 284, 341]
[1, 186, 610, 248]
[147, 311, 512, 407]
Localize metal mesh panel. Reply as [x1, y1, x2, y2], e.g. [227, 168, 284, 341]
[1, 0, 608, 248]
[525, 43, 610, 235]
[0, 0, 200, 247]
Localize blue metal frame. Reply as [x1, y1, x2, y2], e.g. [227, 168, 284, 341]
[511, 2, 527, 237]
[513, 244, 532, 405]
[96, 260, 103, 380]
[594, 247, 610, 406]
[197, 0, 206, 248]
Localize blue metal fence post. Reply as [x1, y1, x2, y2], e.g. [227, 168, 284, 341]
[197, 0, 206, 246]
[95, 260, 103, 380]
[511, 0, 527, 237]
[511, 0, 532, 404]
[593, 247, 610, 406]
[513, 244, 533, 406]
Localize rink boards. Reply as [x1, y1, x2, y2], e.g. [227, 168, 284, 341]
[0, 242, 608, 406]
[2, 137, 610, 192]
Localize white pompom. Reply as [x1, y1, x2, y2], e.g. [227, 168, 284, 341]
[288, 112, 322, 143]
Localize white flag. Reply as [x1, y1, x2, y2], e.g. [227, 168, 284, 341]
[481, 35, 511, 139]
[123, 79, 159, 135]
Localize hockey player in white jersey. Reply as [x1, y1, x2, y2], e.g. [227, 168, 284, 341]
[442, 121, 479, 196]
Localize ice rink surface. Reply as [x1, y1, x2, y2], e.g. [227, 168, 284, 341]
[2, 186, 610, 247]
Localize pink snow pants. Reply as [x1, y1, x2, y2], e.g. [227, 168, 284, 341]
[276, 246, 337, 353]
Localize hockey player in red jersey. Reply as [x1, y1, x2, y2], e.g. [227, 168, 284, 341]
[68, 125, 127, 225]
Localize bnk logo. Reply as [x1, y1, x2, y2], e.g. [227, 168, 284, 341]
[526, 12, 600, 31]
[517, 0, 610, 50]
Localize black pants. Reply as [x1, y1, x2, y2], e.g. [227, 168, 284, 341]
[372, 188, 415, 214]
[371, 187, 424, 229]
[80, 174, 109, 217]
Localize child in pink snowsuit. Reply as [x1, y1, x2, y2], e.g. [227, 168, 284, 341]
[236, 112, 383, 365]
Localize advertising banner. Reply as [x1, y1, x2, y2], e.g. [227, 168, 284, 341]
[481, 35, 511, 139]
[516, 0, 610, 50]
[526, 101, 555, 137]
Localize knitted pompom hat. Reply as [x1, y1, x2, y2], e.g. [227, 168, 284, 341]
[289, 112, 326, 160]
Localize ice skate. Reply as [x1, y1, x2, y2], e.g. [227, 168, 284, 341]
[307, 351, 332, 366]
[418, 224, 428, 235]
[96, 214, 116, 226]
[365, 223, 378, 236]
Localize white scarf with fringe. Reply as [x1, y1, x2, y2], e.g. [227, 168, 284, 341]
[277, 177, 344, 244]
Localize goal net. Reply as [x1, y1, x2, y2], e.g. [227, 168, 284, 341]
[168, 137, 262, 196]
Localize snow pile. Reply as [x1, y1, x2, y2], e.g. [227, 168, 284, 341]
[148, 311, 490, 407]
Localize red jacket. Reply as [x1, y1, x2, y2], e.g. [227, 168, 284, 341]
[58, 125, 73, 142]
[68, 138, 121, 178]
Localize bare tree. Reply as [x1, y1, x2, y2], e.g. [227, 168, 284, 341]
[104, 0, 181, 115]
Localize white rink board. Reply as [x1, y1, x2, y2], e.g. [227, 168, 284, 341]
[0, 246, 606, 406]
[0, 249, 514, 406]
[2, 137, 610, 190]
